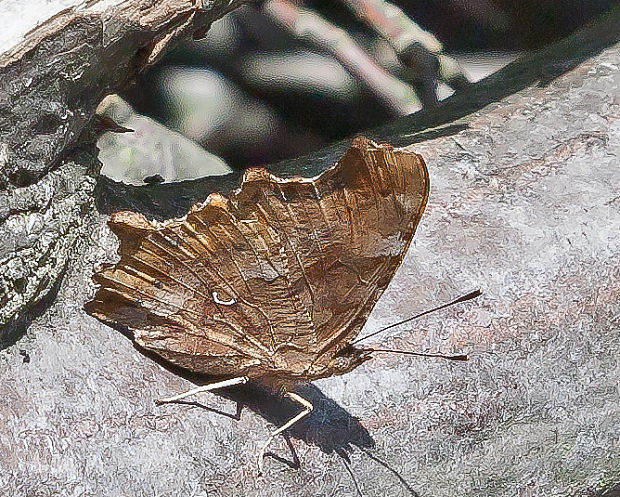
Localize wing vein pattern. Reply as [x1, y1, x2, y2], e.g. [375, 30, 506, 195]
[86, 137, 429, 386]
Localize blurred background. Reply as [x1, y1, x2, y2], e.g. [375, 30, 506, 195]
[97, 0, 616, 185]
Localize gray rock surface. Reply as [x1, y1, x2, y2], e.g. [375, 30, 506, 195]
[1, 6, 620, 497]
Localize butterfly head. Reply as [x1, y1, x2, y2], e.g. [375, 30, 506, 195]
[327, 346, 373, 376]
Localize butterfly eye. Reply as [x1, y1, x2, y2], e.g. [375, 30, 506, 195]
[212, 291, 236, 306]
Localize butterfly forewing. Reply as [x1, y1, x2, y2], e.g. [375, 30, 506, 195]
[86, 137, 429, 385]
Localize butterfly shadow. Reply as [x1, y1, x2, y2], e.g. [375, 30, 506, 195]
[138, 341, 374, 456]
[219, 382, 420, 496]
[132, 342, 419, 494]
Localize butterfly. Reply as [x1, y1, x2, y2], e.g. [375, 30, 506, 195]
[86, 136, 435, 472]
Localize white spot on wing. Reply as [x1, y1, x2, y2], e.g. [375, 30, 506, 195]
[212, 291, 236, 306]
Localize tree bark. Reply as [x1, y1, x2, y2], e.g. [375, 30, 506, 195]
[0, 0, 246, 328]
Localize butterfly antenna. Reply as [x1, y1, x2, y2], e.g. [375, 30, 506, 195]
[363, 349, 469, 361]
[352, 289, 481, 345]
[340, 453, 363, 497]
[358, 447, 420, 497]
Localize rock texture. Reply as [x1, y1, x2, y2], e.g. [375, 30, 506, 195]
[1, 4, 619, 497]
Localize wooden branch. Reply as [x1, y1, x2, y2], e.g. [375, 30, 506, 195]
[260, 0, 421, 115]
[340, 0, 471, 101]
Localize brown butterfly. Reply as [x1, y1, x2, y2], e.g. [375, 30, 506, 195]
[86, 136, 470, 472]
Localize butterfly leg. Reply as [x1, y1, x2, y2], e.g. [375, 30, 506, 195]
[263, 433, 301, 470]
[156, 376, 248, 405]
[257, 392, 313, 475]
